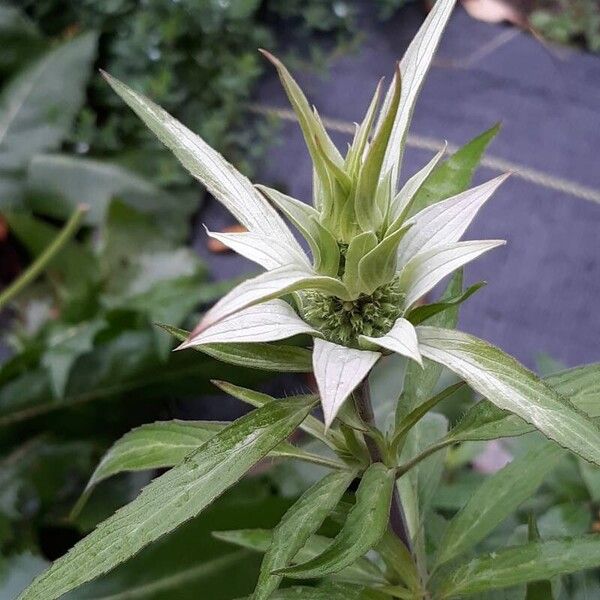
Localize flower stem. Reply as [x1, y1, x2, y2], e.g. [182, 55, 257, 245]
[354, 378, 414, 556]
[0, 205, 88, 310]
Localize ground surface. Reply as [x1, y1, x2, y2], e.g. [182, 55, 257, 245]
[194, 4, 600, 369]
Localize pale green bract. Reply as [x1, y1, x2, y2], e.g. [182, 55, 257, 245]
[100, 0, 507, 427]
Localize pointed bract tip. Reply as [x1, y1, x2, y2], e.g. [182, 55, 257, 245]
[258, 48, 278, 65]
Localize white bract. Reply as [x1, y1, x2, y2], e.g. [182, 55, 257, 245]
[103, 0, 506, 427]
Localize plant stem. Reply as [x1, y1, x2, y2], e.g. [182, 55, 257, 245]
[354, 378, 414, 556]
[0, 205, 88, 310]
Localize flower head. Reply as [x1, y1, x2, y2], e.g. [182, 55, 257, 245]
[103, 0, 507, 427]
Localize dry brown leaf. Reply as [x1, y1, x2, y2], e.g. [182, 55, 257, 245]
[206, 224, 247, 253]
[462, 0, 527, 27]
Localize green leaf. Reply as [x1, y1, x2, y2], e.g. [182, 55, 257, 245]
[213, 529, 384, 586]
[276, 463, 394, 579]
[41, 319, 107, 397]
[159, 323, 313, 373]
[0, 33, 97, 209]
[407, 281, 486, 326]
[446, 364, 600, 442]
[538, 503, 591, 539]
[398, 412, 448, 551]
[64, 480, 296, 600]
[435, 440, 566, 567]
[434, 536, 600, 598]
[408, 123, 501, 218]
[27, 154, 194, 242]
[253, 470, 357, 600]
[80, 418, 345, 508]
[18, 395, 317, 600]
[355, 65, 401, 231]
[417, 327, 600, 467]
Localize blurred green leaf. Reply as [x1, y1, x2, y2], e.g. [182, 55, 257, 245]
[0, 33, 97, 209]
[27, 154, 194, 241]
[538, 503, 591, 539]
[41, 319, 107, 398]
[435, 440, 565, 567]
[434, 536, 600, 598]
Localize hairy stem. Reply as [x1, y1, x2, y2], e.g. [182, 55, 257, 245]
[354, 378, 414, 556]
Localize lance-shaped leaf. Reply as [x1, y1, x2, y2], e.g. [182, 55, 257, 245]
[355, 65, 401, 232]
[379, 0, 457, 187]
[102, 71, 301, 254]
[212, 381, 340, 450]
[397, 174, 509, 266]
[253, 470, 357, 600]
[434, 536, 600, 599]
[445, 363, 600, 443]
[276, 463, 394, 578]
[180, 300, 317, 348]
[81, 419, 344, 500]
[346, 79, 383, 176]
[18, 396, 317, 600]
[358, 225, 410, 295]
[388, 143, 447, 230]
[260, 50, 342, 205]
[399, 240, 504, 309]
[360, 317, 422, 366]
[417, 327, 600, 466]
[260, 53, 342, 168]
[435, 440, 566, 567]
[408, 124, 501, 217]
[160, 323, 313, 372]
[257, 184, 340, 276]
[214, 530, 384, 586]
[313, 338, 380, 428]
[205, 229, 308, 270]
[407, 281, 486, 326]
[191, 264, 350, 336]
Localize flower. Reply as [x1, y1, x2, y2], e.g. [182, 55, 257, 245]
[103, 0, 507, 428]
